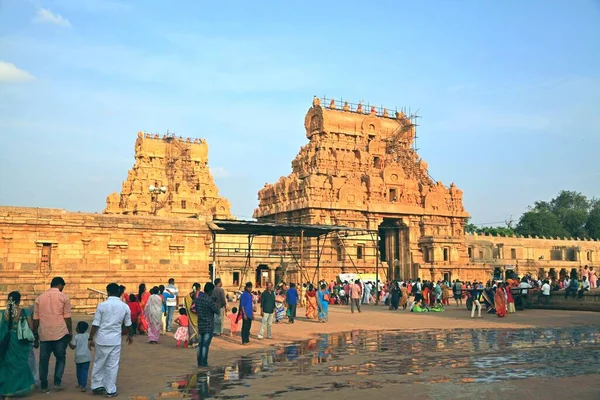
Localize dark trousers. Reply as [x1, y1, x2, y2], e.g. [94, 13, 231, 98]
[76, 361, 90, 388]
[542, 294, 550, 304]
[131, 321, 138, 335]
[414, 293, 422, 303]
[39, 335, 69, 389]
[288, 304, 297, 322]
[197, 332, 213, 367]
[565, 288, 577, 299]
[241, 319, 252, 344]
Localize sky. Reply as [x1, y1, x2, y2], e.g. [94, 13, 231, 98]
[0, 0, 599, 226]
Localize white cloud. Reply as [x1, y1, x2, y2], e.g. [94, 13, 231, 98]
[33, 8, 71, 27]
[0, 61, 35, 83]
[211, 167, 231, 179]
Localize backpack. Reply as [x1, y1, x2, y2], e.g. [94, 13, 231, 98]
[411, 284, 419, 294]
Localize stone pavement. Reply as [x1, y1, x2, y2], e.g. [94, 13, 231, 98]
[27, 304, 600, 399]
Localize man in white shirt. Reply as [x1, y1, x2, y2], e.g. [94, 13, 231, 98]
[88, 283, 133, 398]
[579, 276, 590, 299]
[541, 280, 551, 304]
[518, 278, 532, 308]
[165, 278, 179, 332]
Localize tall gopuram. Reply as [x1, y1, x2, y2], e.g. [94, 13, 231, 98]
[254, 97, 470, 281]
[104, 132, 231, 219]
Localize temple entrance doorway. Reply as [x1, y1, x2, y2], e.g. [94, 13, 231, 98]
[255, 264, 270, 288]
[378, 218, 410, 280]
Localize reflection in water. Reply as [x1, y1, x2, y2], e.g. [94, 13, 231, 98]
[172, 326, 600, 399]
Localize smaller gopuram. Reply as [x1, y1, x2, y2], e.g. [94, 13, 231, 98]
[254, 97, 471, 281]
[104, 132, 231, 218]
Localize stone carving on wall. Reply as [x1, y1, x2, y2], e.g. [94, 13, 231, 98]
[104, 132, 231, 219]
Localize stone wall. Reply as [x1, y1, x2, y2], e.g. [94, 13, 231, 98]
[466, 233, 600, 280]
[0, 206, 212, 312]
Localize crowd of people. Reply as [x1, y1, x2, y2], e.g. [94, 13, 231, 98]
[1, 267, 597, 399]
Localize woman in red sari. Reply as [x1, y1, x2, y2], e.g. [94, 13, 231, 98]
[137, 283, 150, 334]
[305, 284, 318, 319]
[494, 283, 507, 317]
[506, 284, 516, 313]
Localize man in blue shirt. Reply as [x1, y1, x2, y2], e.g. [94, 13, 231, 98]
[239, 282, 254, 345]
[286, 283, 298, 323]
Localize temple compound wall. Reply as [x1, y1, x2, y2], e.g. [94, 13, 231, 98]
[0, 206, 212, 312]
[252, 97, 470, 283]
[465, 233, 600, 281]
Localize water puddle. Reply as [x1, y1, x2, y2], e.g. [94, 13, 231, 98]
[169, 326, 600, 399]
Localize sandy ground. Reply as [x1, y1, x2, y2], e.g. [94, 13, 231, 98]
[26, 303, 600, 399]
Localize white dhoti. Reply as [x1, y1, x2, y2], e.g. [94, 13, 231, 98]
[91, 344, 121, 395]
[161, 312, 167, 334]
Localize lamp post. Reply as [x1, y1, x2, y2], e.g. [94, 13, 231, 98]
[149, 184, 167, 215]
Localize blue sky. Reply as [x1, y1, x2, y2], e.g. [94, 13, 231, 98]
[0, 0, 599, 225]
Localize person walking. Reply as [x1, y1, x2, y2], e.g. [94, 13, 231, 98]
[69, 321, 91, 392]
[258, 282, 275, 339]
[470, 282, 483, 318]
[239, 282, 254, 345]
[33, 276, 72, 393]
[193, 282, 220, 367]
[88, 283, 133, 398]
[350, 279, 362, 314]
[286, 283, 298, 323]
[165, 278, 179, 332]
[211, 278, 227, 336]
[0, 291, 36, 398]
[413, 278, 423, 303]
[144, 287, 163, 344]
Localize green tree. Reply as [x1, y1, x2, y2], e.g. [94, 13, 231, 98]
[516, 209, 568, 238]
[548, 190, 590, 237]
[585, 202, 600, 239]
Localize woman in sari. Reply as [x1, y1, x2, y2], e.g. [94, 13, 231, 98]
[145, 287, 164, 343]
[0, 291, 35, 398]
[399, 283, 408, 310]
[137, 283, 150, 334]
[184, 283, 201, 347]
[494, 284, 507, 317]
[441, 282, 450, 306]
[305, 284, 318, 319]
[390, 282, 401, 310]
[422, 284, 430, 306]
[317, 284, 329, 322]
[411, 300, 428, 313]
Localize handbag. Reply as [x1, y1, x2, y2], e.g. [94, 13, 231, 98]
[17, 311, 35, 342]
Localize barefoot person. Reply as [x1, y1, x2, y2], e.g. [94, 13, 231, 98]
[258, 282, 275, 340]
[33, 276, 72, 393]
[89, 283, 133, 398]
[0, 291, 36, 398]
[194, 282, 220, 367]
[239, 282, 254, 345]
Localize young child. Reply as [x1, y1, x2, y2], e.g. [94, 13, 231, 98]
[228, 307, 239, 336]
[128, 293, 141, 335]
[69, 321, 91, 392]
[173, 308, 189, 348]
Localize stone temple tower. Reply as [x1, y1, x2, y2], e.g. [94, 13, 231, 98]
[254, 97, 469, 280]
[104, 132, 231, 219]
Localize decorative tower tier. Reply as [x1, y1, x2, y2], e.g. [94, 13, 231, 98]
[104, 132, 231, 219]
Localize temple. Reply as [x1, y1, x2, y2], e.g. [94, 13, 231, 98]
[104, 132, 231, 219]
[254, 97, 470, 281]
[0, 97, 599, 311]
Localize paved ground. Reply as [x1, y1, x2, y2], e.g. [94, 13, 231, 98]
[27, 303, 600, 399]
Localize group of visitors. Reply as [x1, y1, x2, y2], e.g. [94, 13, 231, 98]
[0, 277, 133, 398]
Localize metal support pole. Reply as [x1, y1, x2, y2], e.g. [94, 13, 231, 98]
[211, 231, 217, 281]
[375, 231, 380, 305]
[300, 230, 304, 284]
